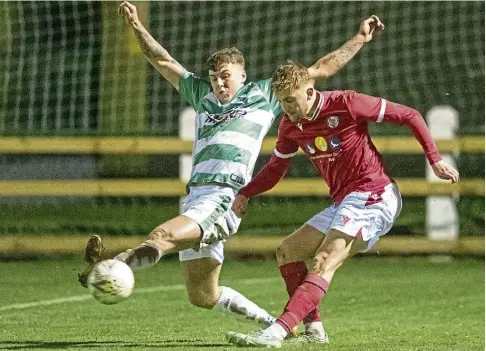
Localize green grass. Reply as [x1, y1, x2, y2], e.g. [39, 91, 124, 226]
[0, 256, 483, 350]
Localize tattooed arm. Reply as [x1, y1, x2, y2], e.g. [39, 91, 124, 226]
[119, 2, 185, 91]
[308, 15, 384, 80]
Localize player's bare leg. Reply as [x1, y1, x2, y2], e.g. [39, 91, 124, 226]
[114, 215, 202, 271]
[78, 235, 105, 287]
[275, 224, 328, 341]
[227, 229, 366, 347]
[78, 216, 201, 288]
[181, 257, 276, 326]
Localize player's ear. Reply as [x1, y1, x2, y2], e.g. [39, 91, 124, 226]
[306, 87, 314, 100]
[241, 70, 247, 83]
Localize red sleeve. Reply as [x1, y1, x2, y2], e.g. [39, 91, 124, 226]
[346, 92, 442, 165]
[238, 119, 298, 198]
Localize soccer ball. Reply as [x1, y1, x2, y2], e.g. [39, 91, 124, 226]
[87, 259, 135, 305]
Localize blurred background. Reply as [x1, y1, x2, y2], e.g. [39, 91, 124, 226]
[0, 1, 484, 257]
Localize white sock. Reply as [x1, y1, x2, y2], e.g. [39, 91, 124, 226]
[114, 240, 162, 271]
[261, 323, 288, 341]
[215, 286, 276, 326]
[304, 321, 326, 338]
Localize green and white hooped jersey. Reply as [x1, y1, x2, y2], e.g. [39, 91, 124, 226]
[179, 70, 281, 192]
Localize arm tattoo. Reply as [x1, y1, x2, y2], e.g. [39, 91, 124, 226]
[314, 37, 362, 71]
[134, 29, 171, 60]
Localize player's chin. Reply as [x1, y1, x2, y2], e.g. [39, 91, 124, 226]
[218, 92, 231, 103]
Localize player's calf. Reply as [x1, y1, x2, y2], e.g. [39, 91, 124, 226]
[215, 286, 276, 327]
[187, 287, 219, 310]
[115, 216, 203, 272]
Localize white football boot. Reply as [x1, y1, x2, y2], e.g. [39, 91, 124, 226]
[226, 331, 282, 348]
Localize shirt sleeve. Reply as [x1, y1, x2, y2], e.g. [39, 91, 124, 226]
[345, 91, 386, 123]
[346, 91, 442, 165]
[238, 118, 297, 198]
[255, 78, 282, 118]
[178, 70, 212, 111]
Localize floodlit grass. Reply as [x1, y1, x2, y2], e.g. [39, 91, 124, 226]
[0, 256, 483, 350]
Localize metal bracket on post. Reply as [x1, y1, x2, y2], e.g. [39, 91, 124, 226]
[425, 105, 459, 241]
[178, 107, 196, 211]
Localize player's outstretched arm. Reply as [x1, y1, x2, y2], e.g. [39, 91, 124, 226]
[347, 92, 459, 183]
[308, 15, 384, 80]
[119, 1, 185, 91]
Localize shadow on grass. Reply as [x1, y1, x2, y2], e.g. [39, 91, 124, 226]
[0, 340, 230, 349]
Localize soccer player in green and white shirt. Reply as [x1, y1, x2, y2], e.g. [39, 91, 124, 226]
[79, 1, 384, 328]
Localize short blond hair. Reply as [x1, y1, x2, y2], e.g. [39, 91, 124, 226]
[271, 60, 310, 94]
[206, 47, 245, 71]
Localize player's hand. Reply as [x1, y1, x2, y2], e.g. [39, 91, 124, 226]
[359, 15, 385, 42]
[118, 1, 139, 26]
[431, 160, 460, 183]
[232, 195, 249, 218]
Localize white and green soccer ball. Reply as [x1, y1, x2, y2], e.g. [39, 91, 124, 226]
[87, 259, 135, 305]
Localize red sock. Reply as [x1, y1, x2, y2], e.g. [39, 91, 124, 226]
[276, 273, 329, 333]
[279, 262, 322, 324]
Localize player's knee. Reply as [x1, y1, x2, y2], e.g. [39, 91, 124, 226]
[148, 225, 174, 245]
[312, 252, 342, 276]
[187, 290, 218, 310]
[276, 238, 296, 264]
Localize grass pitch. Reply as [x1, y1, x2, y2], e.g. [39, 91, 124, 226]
[0, 256, 483, 350]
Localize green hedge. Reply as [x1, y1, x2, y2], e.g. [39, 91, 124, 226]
[1, 196, 483, 236]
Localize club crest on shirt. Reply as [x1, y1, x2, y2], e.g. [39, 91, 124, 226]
[314, 136, 327, 151]
[306, 144, 316, 154]
[329, 136, 341, 150]
[327, 115, 339, 128]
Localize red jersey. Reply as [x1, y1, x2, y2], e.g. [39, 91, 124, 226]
[239, 90, 442, 204]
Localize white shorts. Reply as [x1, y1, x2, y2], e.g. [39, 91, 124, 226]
[306, 183, 402, 252]
[178, 185, 241, 264]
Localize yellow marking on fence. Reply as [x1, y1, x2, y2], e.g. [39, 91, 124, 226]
[0, 136, 483, 154]
[0, 235, 483, 256]
[0, 178, 483, 196]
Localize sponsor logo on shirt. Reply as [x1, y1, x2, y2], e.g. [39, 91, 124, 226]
[327, 115, 340, 128]
[204, 109, 247, 124]
[306, 144, 316, 154]
[343, 216, 352, 225]
[329, 136, 341, 150]
[309, 152, 340, 160]
[314, 136, 328, 151]
[230, 174, 245, 185]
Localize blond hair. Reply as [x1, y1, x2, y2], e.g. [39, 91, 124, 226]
[271, 60, 310, 94]
[206, 47, 245, 71]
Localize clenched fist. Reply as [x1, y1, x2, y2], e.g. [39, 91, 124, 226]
[359, 15, 385, 42]
[118, 1, 139, 26]
[231, 194, 249, 218]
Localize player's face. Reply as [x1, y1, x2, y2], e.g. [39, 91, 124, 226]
[209, 63, 247, 104]
[276, 85, 312, 123]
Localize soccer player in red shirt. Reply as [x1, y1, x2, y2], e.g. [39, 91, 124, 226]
[227, 61, 459, 347]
